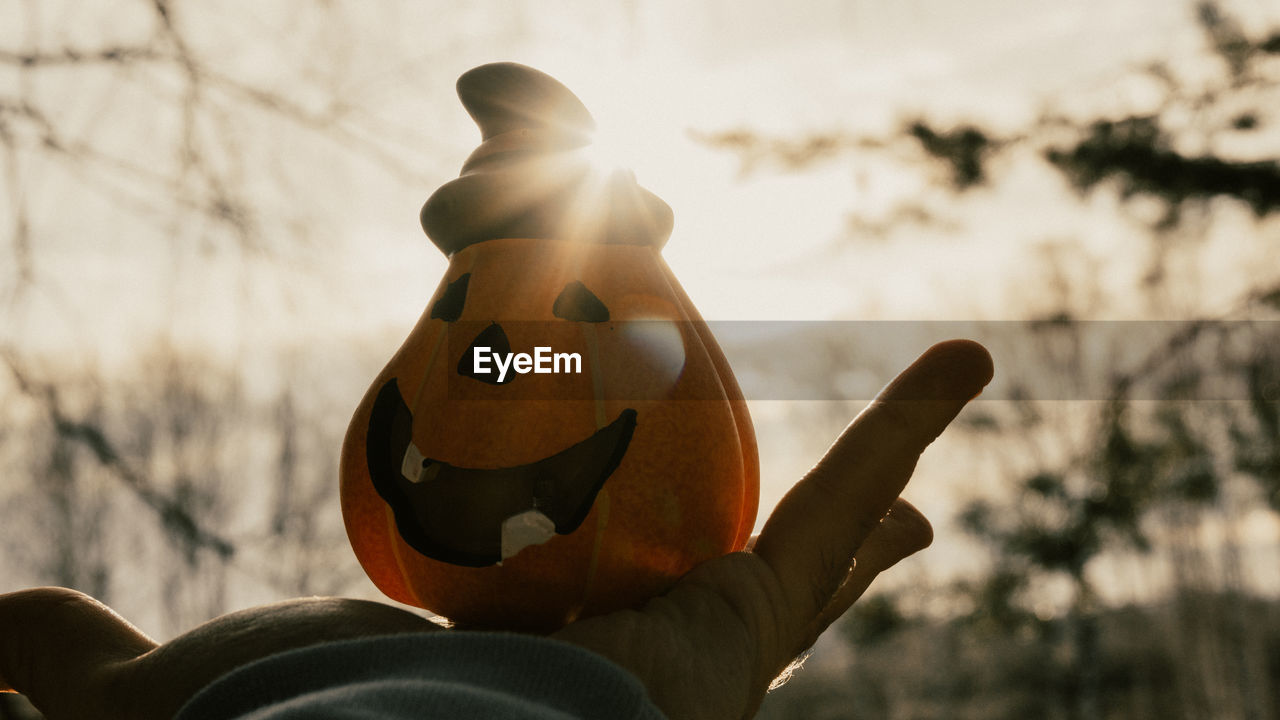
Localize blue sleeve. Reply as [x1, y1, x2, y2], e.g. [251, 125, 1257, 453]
[174, 631, 668, 720]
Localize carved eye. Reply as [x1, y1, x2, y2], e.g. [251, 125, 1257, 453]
[457, 322, 513, 384]
[553, 281, 610, 322]
[431, 273, 471, 322]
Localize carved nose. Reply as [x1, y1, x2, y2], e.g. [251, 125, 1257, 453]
[458, 322, 514, 384]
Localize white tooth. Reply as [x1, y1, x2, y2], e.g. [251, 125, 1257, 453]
[401, 443, 427, 483]
[500, 509, 556, 560]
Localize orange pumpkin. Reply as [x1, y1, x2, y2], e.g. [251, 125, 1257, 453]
[340, 63, 758, 631]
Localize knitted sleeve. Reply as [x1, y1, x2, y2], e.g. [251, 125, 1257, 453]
[174, 631, 667, 720]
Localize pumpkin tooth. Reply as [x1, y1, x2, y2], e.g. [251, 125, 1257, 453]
[500, 509, 557, 560]
[401, 442, 427, 483]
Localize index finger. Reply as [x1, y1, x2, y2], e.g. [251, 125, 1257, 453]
[750, 339, 992, 639]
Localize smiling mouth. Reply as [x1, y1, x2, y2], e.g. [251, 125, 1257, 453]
[366, 379, 637, 567]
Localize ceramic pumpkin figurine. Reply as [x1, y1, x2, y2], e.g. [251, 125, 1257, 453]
[340, 62, 758, 631]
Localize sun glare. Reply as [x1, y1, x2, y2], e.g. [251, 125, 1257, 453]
[581, 129, 640, 180]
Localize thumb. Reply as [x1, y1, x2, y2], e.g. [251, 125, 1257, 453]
[803, 498, 933, 645]
[0, 587, 156, 718]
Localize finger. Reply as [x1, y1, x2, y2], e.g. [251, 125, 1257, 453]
[802, 498, 932, 646]
[770, 504, 931, 697]
[751, 339, 991, 643]
[0, 587, 156, 717]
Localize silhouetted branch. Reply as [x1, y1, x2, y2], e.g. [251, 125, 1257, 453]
[1046, 117, 1280, 218]
[0, 45, 163, 67]
[689, 128, 881, 176]
[906, 122, 996, 189]
[0, 116, 32, 289]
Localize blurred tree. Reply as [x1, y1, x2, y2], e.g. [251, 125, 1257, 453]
[0, 0, 434, 288]
[744, 3, 1280, 718]
[0, 0, 433, 638]
[1, 1, 1277, 718]
[1, 344, 364, 637]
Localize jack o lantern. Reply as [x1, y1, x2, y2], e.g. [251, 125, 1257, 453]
[340, 62, 759, 631]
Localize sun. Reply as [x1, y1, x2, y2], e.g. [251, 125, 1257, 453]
[580, 127, 641, 180]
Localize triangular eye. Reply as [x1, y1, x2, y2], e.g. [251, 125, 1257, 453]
[431, 273, 471, 322]
[458, 323, 513, 384]
[553, 281, 610, 322]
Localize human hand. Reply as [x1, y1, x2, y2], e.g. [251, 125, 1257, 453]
[0, 339, 991, 720]
[552, 338, 992, 719]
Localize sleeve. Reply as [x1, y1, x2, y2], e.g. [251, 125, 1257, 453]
[173, 631, 668, 720]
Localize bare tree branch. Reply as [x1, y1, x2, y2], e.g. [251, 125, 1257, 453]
[0, 45, 164, 67]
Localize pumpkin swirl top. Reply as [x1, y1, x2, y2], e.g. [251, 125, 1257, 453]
[420, 63, 674, 256]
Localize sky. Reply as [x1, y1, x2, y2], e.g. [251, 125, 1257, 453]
[3, 0, 1279, 610]
[8, 0, 1276, 351]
